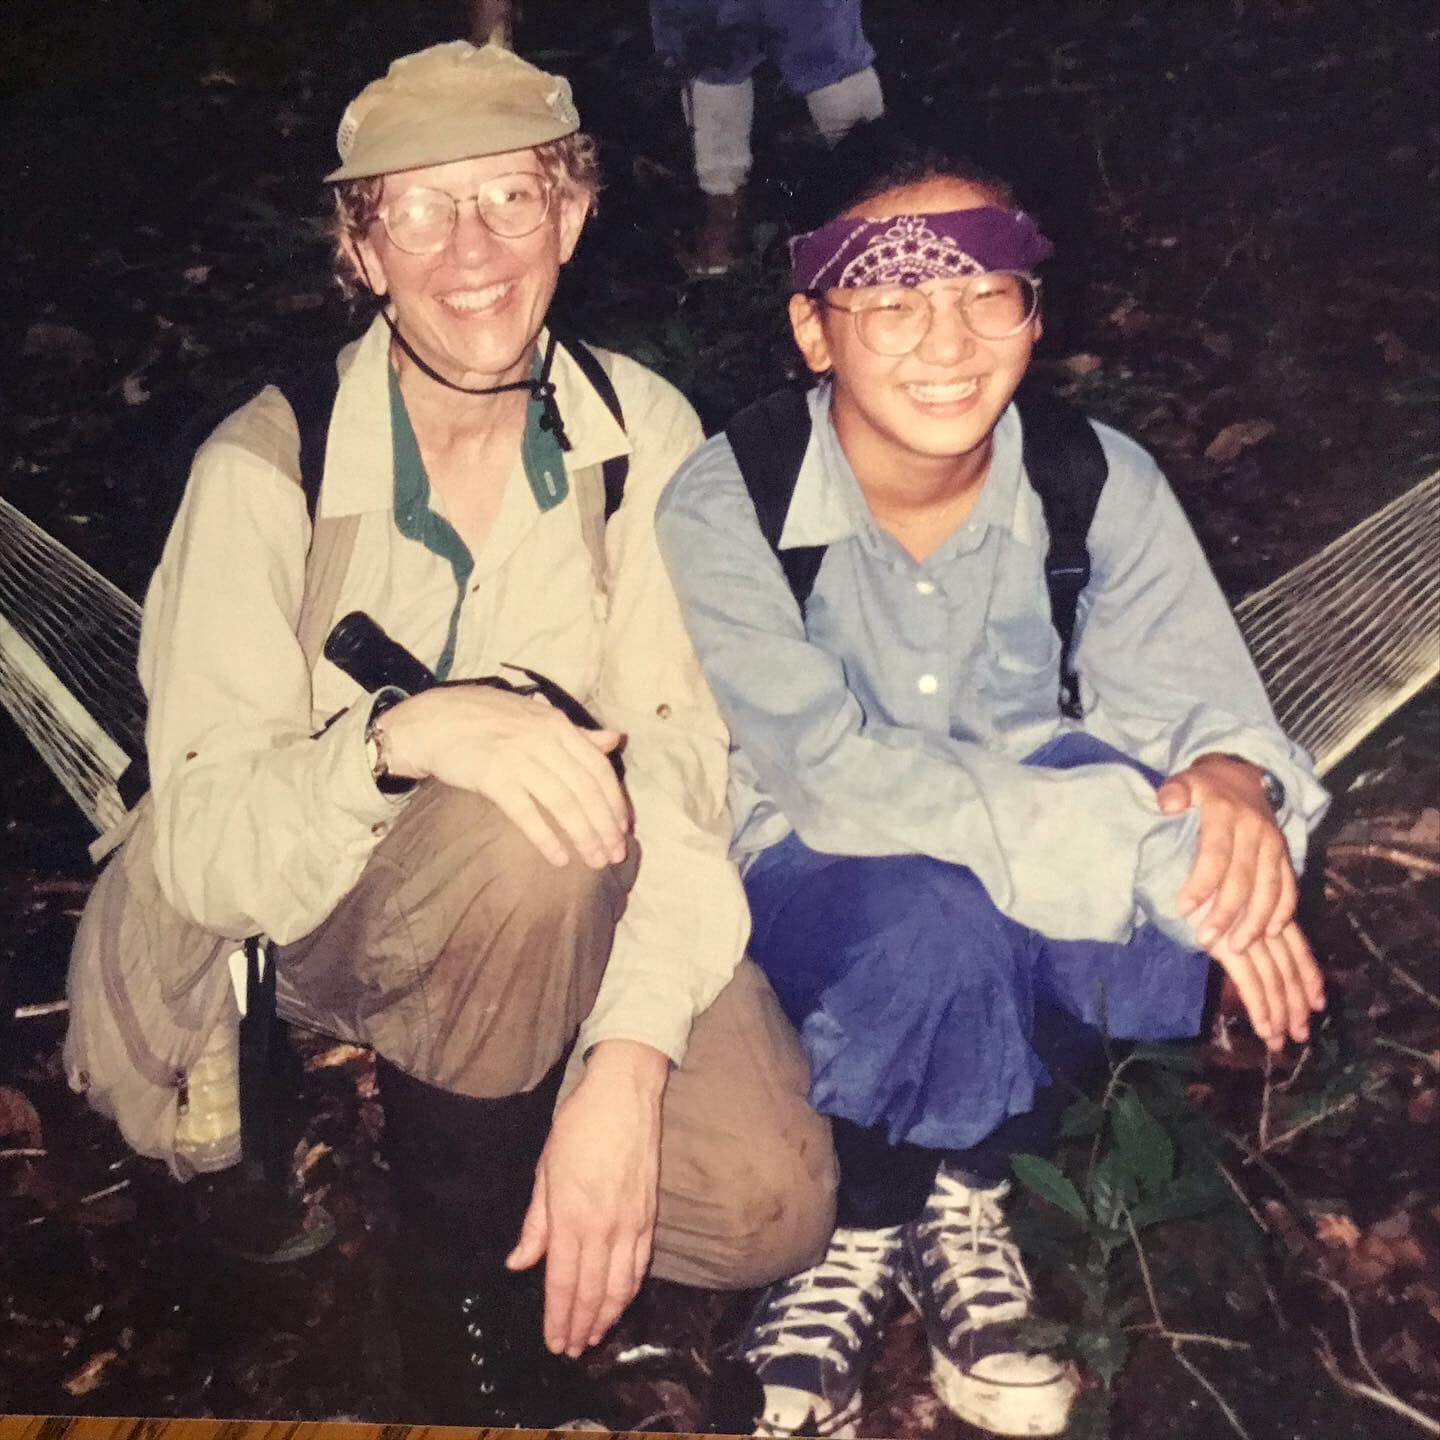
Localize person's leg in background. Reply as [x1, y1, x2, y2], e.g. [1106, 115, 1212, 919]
[650, 0, 763, 274]
[652, 0, 884, 275]
[765, 0, 884, 148]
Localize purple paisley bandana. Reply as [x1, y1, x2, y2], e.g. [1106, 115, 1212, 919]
[789, 207, 1054, 293]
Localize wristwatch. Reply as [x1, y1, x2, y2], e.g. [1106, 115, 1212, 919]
[365, 691, 416, 796]
[1258, 767, 1286, 814]
[1218, 752, 1287, 814]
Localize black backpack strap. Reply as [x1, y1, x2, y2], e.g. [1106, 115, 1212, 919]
[551, 332, 629, 520]
[273, 361, 342, 522]
[1014, 381, 1108, 720]
[116, 358, 343, 811]
[726, 388, 827, 609]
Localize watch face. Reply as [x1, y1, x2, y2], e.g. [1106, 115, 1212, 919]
[364, 728, 383, 780]
[1261, 769, 1286, 812]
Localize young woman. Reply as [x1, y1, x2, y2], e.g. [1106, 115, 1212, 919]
[657, 121, 1327, 1437]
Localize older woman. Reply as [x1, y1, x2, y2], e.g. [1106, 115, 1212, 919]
[67, 41, 834, 1426]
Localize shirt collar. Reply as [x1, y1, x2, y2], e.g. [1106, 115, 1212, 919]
[319, 315, 629, 518]
[776, 379, 1038, 552]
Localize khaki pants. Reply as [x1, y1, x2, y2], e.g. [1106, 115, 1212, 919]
[275, 781, 836, 1289]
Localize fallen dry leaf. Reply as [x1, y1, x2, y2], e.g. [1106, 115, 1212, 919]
[1374, 329, 1414, 365]
[1404, 1282, 1440, 1327]
[1376, 1327, 1436, 1382]
[1204, 418, 1277, 463]
[64, 1349, 119, 1396]
[273, 291, 324, 315]
[1343, 1230, 1427, 1288]
[1314, 1212, 1362, 1249]
[297, 1140, 332, 1179]
[1262, 1198, 1310, 1256]
[1106, 298, 1152, 337]
[1407, 1089, 1437, 1126]
[1371, 1210, 1413, 1241]
[1386, 806, 1440, 850]
[0, 1087, 43, 1149]
[1199, 330, 1235, 361]
[304, 1042, 371, 1071]
[22, 321, 96, 366]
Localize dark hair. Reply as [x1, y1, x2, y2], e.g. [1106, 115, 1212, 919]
[785, 116, 1018, 235]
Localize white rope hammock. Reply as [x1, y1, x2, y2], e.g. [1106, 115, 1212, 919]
[1232, 470, 1440, 775]
[1, 469, 1438, 836]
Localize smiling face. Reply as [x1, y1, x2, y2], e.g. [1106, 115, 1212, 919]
[350, 147, 589, 388]
[789, 175, 1042, 493]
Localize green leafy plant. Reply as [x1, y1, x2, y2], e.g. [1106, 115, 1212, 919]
[1011, 1043, 1256, 1438]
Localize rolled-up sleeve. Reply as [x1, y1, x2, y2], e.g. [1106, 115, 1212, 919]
[576, 360, 750, 1065]
[1074, 427, 1329, 931]
[140, 414, 403, 944]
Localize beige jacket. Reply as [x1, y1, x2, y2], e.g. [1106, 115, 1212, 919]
[137, 315, 748, 1065]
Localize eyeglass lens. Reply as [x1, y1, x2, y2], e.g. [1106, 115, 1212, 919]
[382, 172, 551, 253]
[855, 273, 1039, 353]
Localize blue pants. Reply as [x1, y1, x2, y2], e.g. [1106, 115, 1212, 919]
[650, 0, 876, 93]
[743, 734, 1210, 1219]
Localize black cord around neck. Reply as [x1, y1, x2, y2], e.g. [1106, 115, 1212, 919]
[352, 249, 573, 448]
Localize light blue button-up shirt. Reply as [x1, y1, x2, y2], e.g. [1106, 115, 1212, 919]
[656, 382, 1328, 947]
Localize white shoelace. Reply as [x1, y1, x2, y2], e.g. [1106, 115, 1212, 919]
[916, 1174, 1031, 1334]
[748, 1225, 903, 1363]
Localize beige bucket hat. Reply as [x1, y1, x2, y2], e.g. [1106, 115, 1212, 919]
[326, 40, 581, 182]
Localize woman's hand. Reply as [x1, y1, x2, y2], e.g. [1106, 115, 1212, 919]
[379, 685, 630, 868]
[505, 1040, 668, 1355]
[1206, 920, 1325, 1050]
[1159, 752, 1296, 950]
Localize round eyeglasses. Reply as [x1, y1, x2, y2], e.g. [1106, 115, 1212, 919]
[814, 272, 1042, 355]
[379, 172, 553, 255]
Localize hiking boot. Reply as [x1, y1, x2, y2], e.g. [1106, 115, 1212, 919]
[378, 1053, 606, 1427]
[391, 1262, 603, 1427]
[900, 1166, 1076, 1436]
[739, 1223, 903, 1437]
[683, 190, 745, 276]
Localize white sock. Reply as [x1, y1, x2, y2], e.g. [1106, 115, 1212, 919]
[805, 65, 885, 146]
[686, 76, 754, 195]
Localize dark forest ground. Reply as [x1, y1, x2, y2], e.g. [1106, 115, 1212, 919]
[2, 1, 1438, 1436]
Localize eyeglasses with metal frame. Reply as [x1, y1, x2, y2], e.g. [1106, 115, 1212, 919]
[379, 171, 554, 255]
[811, 271, 1042, 355]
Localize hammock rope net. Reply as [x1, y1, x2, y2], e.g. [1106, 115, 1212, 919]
[1, 470, 1438, 837]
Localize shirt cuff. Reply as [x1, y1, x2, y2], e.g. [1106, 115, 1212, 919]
[319, 693, 414, 837]
[575, 986, 693, 1069]
[1134, 807, 1205, 948]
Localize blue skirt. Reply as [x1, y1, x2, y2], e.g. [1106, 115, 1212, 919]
[742, 734, 1210, 1151]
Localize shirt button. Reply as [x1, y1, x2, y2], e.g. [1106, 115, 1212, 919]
[917, 674, 939, 696]
[370, 822, 389, 839]
[655, 703, 672, 719]
[915, 580, 936, 595]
